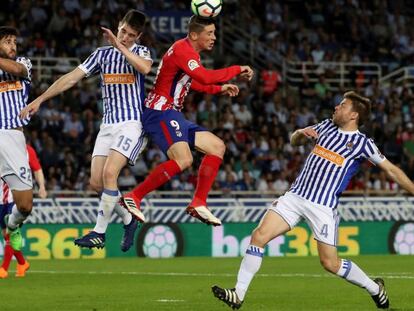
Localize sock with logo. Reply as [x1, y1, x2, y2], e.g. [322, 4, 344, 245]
[93, 189, 119, 234]
[130, 160, 181, 200]
[235, 245, 264, 301]
[336, 259, 379, 295]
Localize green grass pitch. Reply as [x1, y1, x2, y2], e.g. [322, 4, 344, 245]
[0, 255, 413, 310]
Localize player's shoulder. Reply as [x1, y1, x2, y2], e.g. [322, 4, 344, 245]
[171, 38, 195, 54]
[16, 56, 32, 66]
[314, 118, 334, 129]
[134, 44, 150, 51]
[133, 44, 151, 56]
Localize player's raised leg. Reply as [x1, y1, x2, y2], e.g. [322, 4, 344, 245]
[188, 131, 224, 226]
[212, 209, 291, 309]
[317, 242, 389, 309]
[121, 142, 186, 219]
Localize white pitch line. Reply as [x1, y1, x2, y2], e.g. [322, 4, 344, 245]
[156, 299, 185, 303]
[26, 270, 414, 279]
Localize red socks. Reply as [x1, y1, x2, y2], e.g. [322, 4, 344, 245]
[14, 250, 25, 265]
[2, 236, 13, 270]
[191, 155, 222, 207]
[1, 235, 26, 271]
[129, 155, 221, 207]
[130, 160, 181, 200]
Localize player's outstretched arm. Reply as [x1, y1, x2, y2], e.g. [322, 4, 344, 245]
[101, 27, 152, 75]
[291, 127, 319, 146]
[185, 63, 253, 85]
[190, 79, 239, 96]
[0, 57, 27, 78]
[19, 67, 86, 119]
[378, 159, 414, 194]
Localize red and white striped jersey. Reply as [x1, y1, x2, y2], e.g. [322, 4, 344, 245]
[0, 180, 13, 205]
[145, 38, 241, 111]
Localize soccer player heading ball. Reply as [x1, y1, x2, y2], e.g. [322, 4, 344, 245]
[120, 16, 254, 226]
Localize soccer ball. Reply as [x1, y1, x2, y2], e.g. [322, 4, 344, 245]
[142, 225, 178, 258]
[191, 0, 222, 18]
[393, 222, 414, 255]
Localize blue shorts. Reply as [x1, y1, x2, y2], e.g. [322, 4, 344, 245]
[0, 203, 14, 229]
[143, 109, 207, 153]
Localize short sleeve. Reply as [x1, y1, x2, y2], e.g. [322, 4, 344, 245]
[78, 49, 101, 77]
[364, 138, 386, 165]
[16, 57, 32, 80]
[136, 45, 152, 63]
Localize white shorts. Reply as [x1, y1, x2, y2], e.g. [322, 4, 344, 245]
[0, 130, 32, 190]
[269, 192, 340, 246]
[92, 121, 147, 165]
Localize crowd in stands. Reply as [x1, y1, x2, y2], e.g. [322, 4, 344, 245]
[2, 0, 414, 193]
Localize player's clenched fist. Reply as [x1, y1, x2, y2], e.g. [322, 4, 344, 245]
[239, 65, 254, 81]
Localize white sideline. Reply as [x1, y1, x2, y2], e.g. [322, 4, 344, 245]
[22, 270, 414, 279]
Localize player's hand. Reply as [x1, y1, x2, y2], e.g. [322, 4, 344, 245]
[239, 66, 254, 81]
[101, 27, 121, 50]
[38, 187, 48, 199]
[220, 84, 239, 97]
[19, 98, 43, 119]
[299, 127, 319, 140]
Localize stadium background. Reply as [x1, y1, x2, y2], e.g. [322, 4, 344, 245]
[0, 1, 414, 310]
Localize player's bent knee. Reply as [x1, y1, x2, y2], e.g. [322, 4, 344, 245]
[251, 227, 270, 248]
[215, 140, 226, 157]
[209, 139, 226, 157]
[319, 257, 340, 274]
[89, 180, 103, 193]
[17, 202, 32, 215]
[175, 157, 193, 170]
[102, 168, 118, 184]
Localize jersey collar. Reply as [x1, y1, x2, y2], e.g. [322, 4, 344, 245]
[338, 128, 360, 134]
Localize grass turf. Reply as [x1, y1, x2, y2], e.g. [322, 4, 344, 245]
[0, 255, 413, 310]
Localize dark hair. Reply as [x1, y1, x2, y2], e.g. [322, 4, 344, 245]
[120, 10, 147, 33]
[344, 91, 371, 125]
[0, 26, 19, 40]
[188, 15, 215, 34]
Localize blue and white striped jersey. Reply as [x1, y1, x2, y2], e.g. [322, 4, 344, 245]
[290, 119, 386, 208]
[78, 43, 152, 124]
[0, 57, 32, 129]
